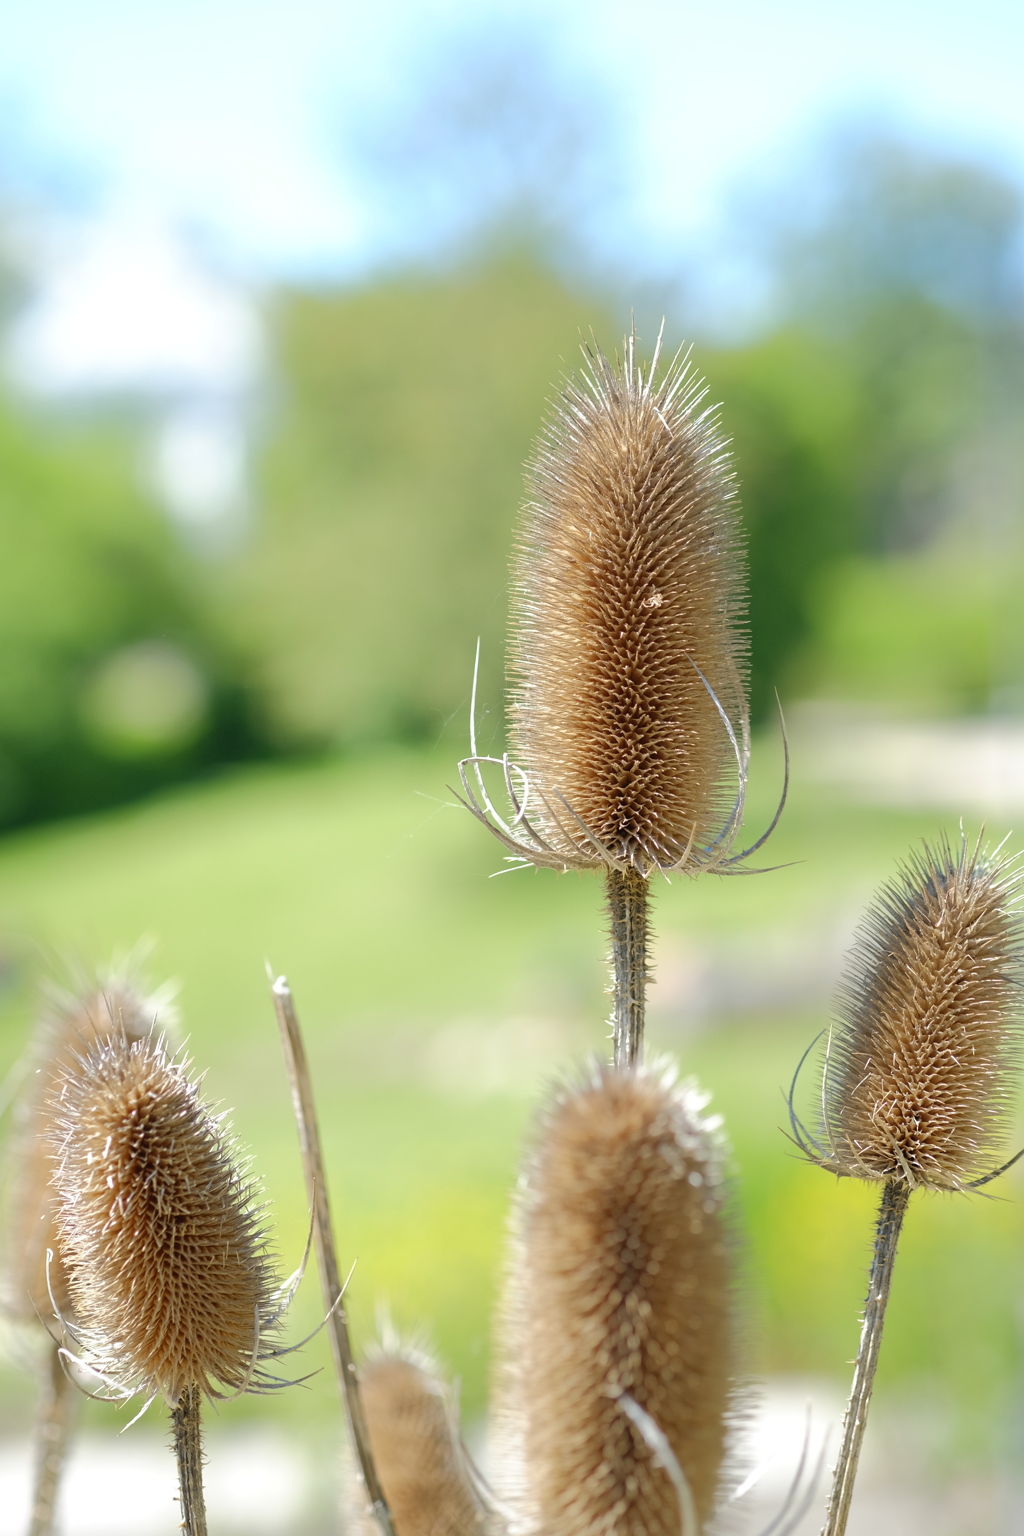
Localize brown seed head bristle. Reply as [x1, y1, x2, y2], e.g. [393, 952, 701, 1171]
[507, 333, 747, 874]
[50, 1033, 278, 1403]
[350, 1345, 486, 1536]
[495, 1064, 736, 1535]
[821, 836, 1023, 1190]
[4, 976, 171, 1329]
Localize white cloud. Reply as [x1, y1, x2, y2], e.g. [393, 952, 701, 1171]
[6, 210, 262, 396]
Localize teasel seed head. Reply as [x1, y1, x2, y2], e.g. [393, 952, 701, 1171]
[349, 1340, 488, 1536]
[50, 1032, 280, 1403]
[460, 329, 749, 876]
[494, 1063, 736, 1536]
[4, 972, 172, 1330]
[816, 834, 1023, 1191]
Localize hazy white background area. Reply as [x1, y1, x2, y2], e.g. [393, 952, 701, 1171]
[1, 0, 1024, 393]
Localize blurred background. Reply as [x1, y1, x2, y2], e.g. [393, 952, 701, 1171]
[2, 1, 1024, 1531]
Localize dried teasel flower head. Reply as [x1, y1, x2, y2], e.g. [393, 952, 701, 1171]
[806, 834, 1023, 1192]
[4, 969, 173, 1329]
[348, 1335, 487, 1536]
[460, 328, 756, 876]
[50, 1032, 283, 1404]
[494, 1063, 737, 1536]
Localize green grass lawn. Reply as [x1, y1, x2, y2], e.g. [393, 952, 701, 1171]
[0, 733, 1020, 1467]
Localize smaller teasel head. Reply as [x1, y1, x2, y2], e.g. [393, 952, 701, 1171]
[808, 835, 1023, 1191]
[349, 1339, 487, 1536]
[4, 969, 172, 1330]
[459, 328, 755, 876]
[49, 1033, 283, 1405]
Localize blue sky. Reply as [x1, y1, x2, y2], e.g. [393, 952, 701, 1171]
[2, 0, 1024, 390]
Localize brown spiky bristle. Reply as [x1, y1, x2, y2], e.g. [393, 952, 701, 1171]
[496, 1065, 734, 1535]
[6, 980, 166, 1328]
[823, 837, 1023, 1190]
[50, 1034, 277, 1402]
[509, 336, 746, 872]
[352, 1349, 485, 1536]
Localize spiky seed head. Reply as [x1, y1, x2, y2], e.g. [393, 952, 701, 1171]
[4, 976, 170, 1328]
[495, 1064, 735, 1536]
[821, 836, 1023, 1190]
[50, 1033, 279, 1403]
[350, 1344, 486, 1536]
[506, 333, 747, 874]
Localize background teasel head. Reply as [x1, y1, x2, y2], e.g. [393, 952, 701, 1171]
[3, 969, 173, 1331]
[49, 1032, 284, 1405]
[348, 1335, 487, 1536]
[460, 328, 751, 876]
[806, 835, 1023, 1191]
[494, 1062, 737, 1536]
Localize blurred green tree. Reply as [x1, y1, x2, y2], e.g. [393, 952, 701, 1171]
[232, 254, 616, 750]
[0, 396, 258, 828]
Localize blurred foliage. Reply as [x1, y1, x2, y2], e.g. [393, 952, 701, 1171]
[0, 395, 260, 829]
[230, 254, 617, 748]
[3, 132, 1024, 829]
[236, 243, 1022, 741]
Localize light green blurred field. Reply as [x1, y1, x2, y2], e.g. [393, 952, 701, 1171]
[0, 733, 1020, 1466]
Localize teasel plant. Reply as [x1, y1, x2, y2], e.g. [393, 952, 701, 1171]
[493, 1062, 738, 1536]
[1, 968, 173, 1536]
[457, 327, 785, 1068]
[47, 1031, 303, 1536]
[789, 833, 1024, 1536]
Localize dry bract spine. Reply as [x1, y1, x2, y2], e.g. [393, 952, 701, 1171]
[495, 1063, 735, 1536]
[50, 1033, 279, 1404]
[818, 836, 1023, 1190]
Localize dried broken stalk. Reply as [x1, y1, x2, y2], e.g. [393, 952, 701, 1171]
[270, 973, 396, 1536]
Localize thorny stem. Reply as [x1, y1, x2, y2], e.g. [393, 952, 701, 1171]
[271, 976, 396, 1536]
[28, 1342, 78, 1536]
[606, 867, 650, 1068]
[822, 1177, 910, 1536]
[172, 1383, 208, 1536]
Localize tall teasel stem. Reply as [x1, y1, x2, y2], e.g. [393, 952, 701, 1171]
[822, 1177, 909, 1536]
[606, 867, 650, 1066]
[457, 330, 764, 1070]
[172, 1384, 209, 1536]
